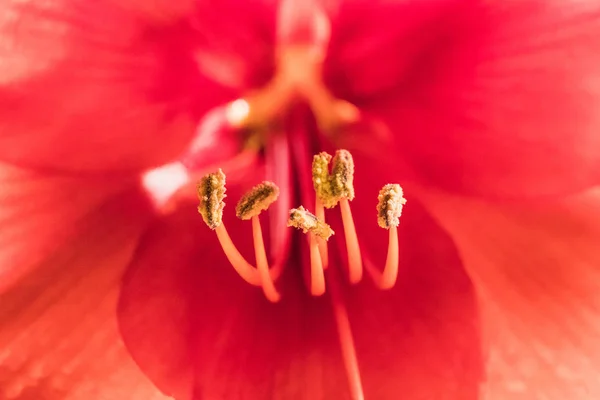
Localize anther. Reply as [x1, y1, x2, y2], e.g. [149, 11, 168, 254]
[311, 149, 356, 208]
[312, 152, 337, 208]
[376, 184, 406, 229]
[236, 181, 280, 220]
[197, 169, 227, 229]
[331, 149, 355, 202]
[287, 206, 334, 240]
[365, 184, 406, 290]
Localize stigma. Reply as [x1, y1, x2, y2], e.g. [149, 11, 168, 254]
[224, 44, 360, 136]
[196, 149, 407, 301]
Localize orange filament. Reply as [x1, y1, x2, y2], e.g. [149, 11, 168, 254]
[214, 222, 283, 296]
[339, 199, 363, 284]
[364, 226, 399, 290]
[315, 198, 329, 268]
[328, 268, 365, 400]
[309, 233, 326, 296]
[252, 216, 281, 302]
[215, 224, 261, 286]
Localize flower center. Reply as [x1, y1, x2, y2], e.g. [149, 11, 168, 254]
[225, 45, 360, 137]
[196, 149, 406, 299]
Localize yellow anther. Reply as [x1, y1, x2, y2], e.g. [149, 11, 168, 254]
[312, 152, 336, 208]
[376, 184, 406, 229]
[311, 150, 355, 209]
[287, 206, 334, 240]
[236, 181, 280, 220]
[331, 149, 355, 202]
[197, 169, 227, 229]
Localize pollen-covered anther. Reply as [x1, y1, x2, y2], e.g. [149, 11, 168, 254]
[331, 149, 355, 201]
[377, 184, 407, 229]
[196, 170, 281, 302]
[287, 206, 334, 240]
[236, 181, 280, 220]
[197, 169, 227, 229]
[312, 152, 337, 208]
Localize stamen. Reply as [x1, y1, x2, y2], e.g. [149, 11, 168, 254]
[252, 216, 281, 302]
[340, 198, 363, 284]
[366, 184, 406, 289]
[236, 181, 280, 220]
[287, 206, 332, 296]
[287, 206, 334, 240]
[197, 169, 226, 230]
[197, 171, 282, 297]
[377, 184, 406, 229]
[312, 152, 337, 208]
[331, 149, 355, 202]
[311, 149, 361, 282]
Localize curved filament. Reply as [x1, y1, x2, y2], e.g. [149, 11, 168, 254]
[252, 216, 281, 302]
[214, 223, 283, 291]
[215, 224, 262, 286]
[339, 199, 363, 284]
[364, 226, 399, 290]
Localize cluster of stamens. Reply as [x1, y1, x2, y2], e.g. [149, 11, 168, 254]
[196, 150, 406, 302]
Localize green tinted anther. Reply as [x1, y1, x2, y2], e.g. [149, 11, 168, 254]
[376, 184, 406, 229]
[312, 152, 337, 208]
[236, 181, 280, 220]
[197, 169, 227, 229]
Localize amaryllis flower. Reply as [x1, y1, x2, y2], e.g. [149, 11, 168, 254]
[1, 0, 600, 399]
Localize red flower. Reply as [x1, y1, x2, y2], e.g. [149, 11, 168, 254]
[1, 0, 599, 399]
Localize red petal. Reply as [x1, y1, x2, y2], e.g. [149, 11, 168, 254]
[118, 194, 351, 399]
[115, 0, 197, 23]
[277, 0, 330, 49]
[181, 107, 249, 172]
[194, 0, 277, 91]
[324, 0, 452, 100]
[0, 185, 160, 399]
[329, 0, 600, 198]
[420, 186, 600, 398]
[0, 162, 145, 292]
[324, 151, 483, 398]
[0, 0, 231, 172]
